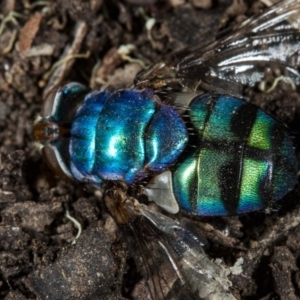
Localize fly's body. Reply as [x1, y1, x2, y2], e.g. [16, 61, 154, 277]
[34, 1, 300, 299]
[35, 84, 297, 216]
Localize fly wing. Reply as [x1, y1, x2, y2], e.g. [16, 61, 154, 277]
[117, 213, 198, 300]
[115, 198, 236, 300]
[105, 191, 200, 300]
[135, 0, 300, 96]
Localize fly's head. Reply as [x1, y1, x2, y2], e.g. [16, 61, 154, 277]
[34, 82, 90, 180]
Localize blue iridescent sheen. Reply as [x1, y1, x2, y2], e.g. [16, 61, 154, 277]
[69, 89, 188, 184]
[145, 104, 188, 172]
[70, 90, 110, 184]
[94, 90, 155, 182]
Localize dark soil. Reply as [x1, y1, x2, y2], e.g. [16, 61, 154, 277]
[1, 0, 300, 299]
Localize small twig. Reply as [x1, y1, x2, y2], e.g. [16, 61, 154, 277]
[65, 209, 82, 245]
[40, 50, 90, 85]
[2, 28, 17, 54]
[138, 7, 157, 50]
[259, 0, 274, 7]
[259, 75, 296, 93]
[145, 18, 157, 49]
[0, 11, 25, 37]
[117, 44, 147, 69]
[42, 21, 88, 100]
[23, 0, 49, 10]
[90, 59, 104, 89]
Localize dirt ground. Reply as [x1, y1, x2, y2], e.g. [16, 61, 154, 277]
[1, 0, 300, 299]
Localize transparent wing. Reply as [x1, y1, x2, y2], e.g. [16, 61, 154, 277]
[135, 0, 300, 96]
[118, 211, 199, 300]
[137, 205, 236, 300]
[105, 191, 236, 300]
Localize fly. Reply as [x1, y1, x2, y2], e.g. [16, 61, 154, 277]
[34, 1, 300, 299]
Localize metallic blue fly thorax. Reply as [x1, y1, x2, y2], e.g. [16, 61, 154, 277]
[69, 88, 188, 184]
[70, 90, 110, 184]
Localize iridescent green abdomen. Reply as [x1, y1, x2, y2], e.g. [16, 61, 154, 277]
[173, 94, 297, 216]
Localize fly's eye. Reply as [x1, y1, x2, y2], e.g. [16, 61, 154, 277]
[34, 82, 90, 175]
[35, 82, 89, 145]
[42, 145, 72, 180]
[42, 82, 90, 121]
